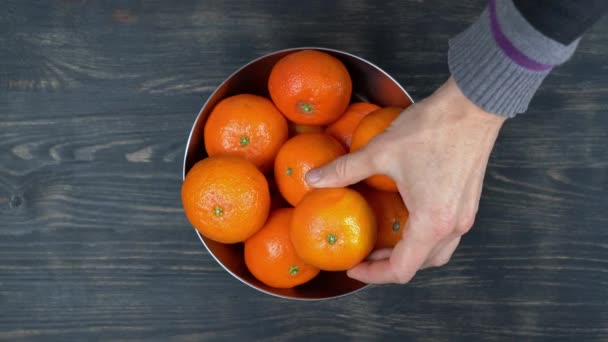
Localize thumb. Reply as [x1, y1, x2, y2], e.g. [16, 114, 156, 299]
[305, 147, 380, 188]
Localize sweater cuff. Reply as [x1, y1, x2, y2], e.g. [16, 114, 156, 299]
[448, 0, 579, 118]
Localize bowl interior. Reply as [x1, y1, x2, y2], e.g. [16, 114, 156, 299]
[183, 48, 413, 300]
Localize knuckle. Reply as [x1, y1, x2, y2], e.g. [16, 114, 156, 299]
[456, 208, 478, 236]
[368, 144, 390, 169]
[453, 224, 470, 237]
[429, 208, 457, 240]
[430, 255, 451, 268]
[334, 156, 350, 179]
[390, 260, 415, 285]
[395, 270, 414, 284]
[456, 217, 474, 235]
[434, 223, 453, 240]
[364, 135, 395, 169]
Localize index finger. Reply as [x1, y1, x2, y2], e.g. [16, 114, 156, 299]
[305, 145, 380, 188]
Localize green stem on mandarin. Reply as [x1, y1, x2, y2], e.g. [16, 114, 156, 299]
[298, 102, 313, 114]
[239, 136, 250, 147]
[289, 265, 299, 275]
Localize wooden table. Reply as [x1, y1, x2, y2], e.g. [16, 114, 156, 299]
[2, 1, 607, 340]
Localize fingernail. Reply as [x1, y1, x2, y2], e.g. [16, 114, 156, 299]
[305, 169, 321, 184]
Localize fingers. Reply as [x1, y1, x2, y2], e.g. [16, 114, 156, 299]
[366, 248, 392, 261]
[305, 146, 380, 188]
[347, 216, 435, 284]
[347, 210, 468, 284]
[421, 236, 461, 269]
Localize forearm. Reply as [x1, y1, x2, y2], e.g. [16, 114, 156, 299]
[513, 0, 608, 45]
[448, 0, 608, 118]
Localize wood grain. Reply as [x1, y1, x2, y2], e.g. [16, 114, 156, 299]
[1, 0, 607, 341]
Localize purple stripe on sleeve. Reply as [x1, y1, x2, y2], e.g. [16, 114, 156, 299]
[488, 0, 553, 71]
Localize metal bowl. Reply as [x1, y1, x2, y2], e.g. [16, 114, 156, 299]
[183, 47, 413, 300]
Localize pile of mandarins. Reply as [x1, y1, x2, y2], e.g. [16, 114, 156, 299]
[182, 50, 410, 289]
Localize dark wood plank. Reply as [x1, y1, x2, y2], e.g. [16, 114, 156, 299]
[1, 0, 607, 341]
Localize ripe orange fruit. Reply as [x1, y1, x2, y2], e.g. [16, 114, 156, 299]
[204, 94, 288, 173]
[359, 187, 409, 249]
[268, 50, 352, 125]
[274, 133, 345, 206]
[351, 106, 403, 192]
[326, 102, 381, 149]
[245, 208, 320, 288]
[290, 188, 377, 271]
[181, 156, 270, 244]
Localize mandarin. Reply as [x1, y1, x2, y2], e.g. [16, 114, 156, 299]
[181, 156, 270, 243]
[204, 94, 288, 173]
[268, 50, 352, 125]
[245, 208, 320, 288]
[290, 188, 377, 271]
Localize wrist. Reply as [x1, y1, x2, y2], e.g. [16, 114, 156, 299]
[437, 77, 507, 130]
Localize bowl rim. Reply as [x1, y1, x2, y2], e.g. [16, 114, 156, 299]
[182, 47, 414, 301]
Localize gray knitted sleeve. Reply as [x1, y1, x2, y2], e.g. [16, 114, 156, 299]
[448, 0, 579, 118]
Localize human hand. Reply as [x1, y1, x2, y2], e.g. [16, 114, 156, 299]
[305, 77, 506, 284]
